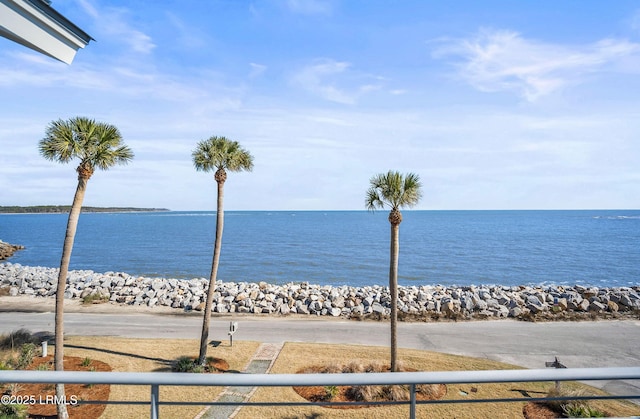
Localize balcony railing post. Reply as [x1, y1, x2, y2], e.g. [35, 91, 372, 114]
[410, 383, 416, 419]
[150, 384, 159, 419]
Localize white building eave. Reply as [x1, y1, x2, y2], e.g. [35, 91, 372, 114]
[0, 0, 93, 64]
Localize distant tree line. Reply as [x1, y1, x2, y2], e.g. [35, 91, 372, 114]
[0, 205, 169, 213]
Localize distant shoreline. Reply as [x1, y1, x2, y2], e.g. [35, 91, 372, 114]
[0, 206, 170, 214]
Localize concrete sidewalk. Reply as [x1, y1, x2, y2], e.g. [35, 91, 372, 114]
[195, 342, 284, 419]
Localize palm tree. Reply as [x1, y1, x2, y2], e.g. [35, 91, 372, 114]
[365, 170, 422, 372]
[39, 117, 133, 419]
[193, 136, 253, 365]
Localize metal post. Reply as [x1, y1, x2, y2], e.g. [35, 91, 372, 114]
[150, 384, 159, 419]
[229, 321, 238, 347]
[545, 357, 566, 392]
[410, 383, 416, 419]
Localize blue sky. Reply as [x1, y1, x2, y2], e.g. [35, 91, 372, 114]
[1, 0, 639, 210]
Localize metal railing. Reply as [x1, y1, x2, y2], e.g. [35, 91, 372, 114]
[1, 367, 639, 418]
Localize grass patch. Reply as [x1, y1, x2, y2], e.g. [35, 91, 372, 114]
[239, 343, 640, 419]
[81, 293, 109, 305]
[0, 333, 259, 419]
[58, 336, 259, 419]
[1, 333, 637, 419]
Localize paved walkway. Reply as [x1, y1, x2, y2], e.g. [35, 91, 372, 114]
[195, 342, 284, 419]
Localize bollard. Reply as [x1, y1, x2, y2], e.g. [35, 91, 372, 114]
[228, 322, 238, 347]
[41, 341, 47, 357]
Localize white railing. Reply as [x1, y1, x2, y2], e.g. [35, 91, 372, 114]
[1, 367, 639, 418]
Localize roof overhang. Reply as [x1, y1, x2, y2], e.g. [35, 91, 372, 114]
[0, 0, 93, 64]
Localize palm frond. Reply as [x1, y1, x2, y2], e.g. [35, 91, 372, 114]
[365, 187, 385, 211]
[39, 119, 77, 163]
[39, 117, 133, 173]
[192, 136, 253, 173]
[365, 170, 423, 211]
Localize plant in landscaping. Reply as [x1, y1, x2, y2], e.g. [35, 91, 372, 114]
[0, 330, 36, 351]
[86, 365, 97, 387]
[347, 385, 377, 402]
[300, 361, 446, 404]
[4, 384, 22, 395]
[192, 136, 253, 366]
[381, 385, 410, 401]
[173, 356, 205, 373]
[562, 403, 606, 418]
[365, 171, 422, 372]
[0, 402, 28, 419]
[323, 385, 339, 400]
[545, 388, 606, 418]
[342, 361, 365, 373]
[81, 357, 92, 367]
[15, 343, 36, 370]
[39, 116, 133, 419]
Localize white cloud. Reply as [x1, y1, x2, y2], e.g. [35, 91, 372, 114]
[290, 59, 385, 104]
[249, 62, 267, 78]
[0, 51, 245, 109]
[78, 0, 156, 54]
[77, 0, 99, 19]
[2, 3, 639, 211]
[165, 12, 207, 50]
[291, 59, 355, 104]
[433, 29, 640, 101]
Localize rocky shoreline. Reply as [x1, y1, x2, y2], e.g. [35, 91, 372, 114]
[1, 262, 639, 321]
[0, 241, 24, 260]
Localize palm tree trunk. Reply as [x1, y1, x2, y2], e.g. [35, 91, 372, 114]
[198, 179, 225, 365]
[389, 221, 400, 372]
[55, 177, 87, 419]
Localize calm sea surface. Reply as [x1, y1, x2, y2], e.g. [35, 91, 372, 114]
[1, 210, 639, 288]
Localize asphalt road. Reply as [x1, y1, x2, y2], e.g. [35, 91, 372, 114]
[1, 310, 639, 397]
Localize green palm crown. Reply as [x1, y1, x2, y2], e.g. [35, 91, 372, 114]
[365, 170, 422, 212]
[39, 116, 133, 175]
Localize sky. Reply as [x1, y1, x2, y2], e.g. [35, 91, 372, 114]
[1, 0, 639, 211]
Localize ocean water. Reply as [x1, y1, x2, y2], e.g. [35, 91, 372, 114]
[1, 210, 639, 288]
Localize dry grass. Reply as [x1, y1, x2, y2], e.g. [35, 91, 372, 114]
[60, 336, 260, 419]
[295, 361, 446, 404]
[238, 343, 640, 419]
[2, 335, 639, 419]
